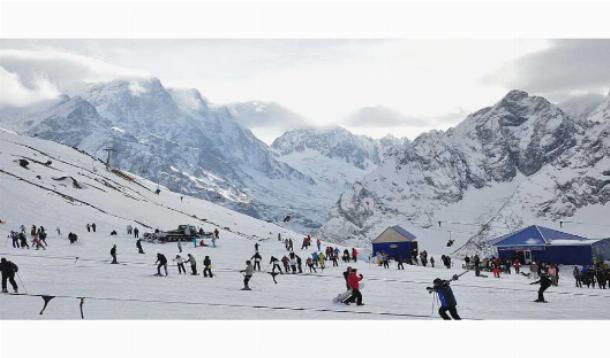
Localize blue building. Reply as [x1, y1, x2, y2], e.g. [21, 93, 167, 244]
[372, 225, 418, 260]
[489, 225, 610, 265]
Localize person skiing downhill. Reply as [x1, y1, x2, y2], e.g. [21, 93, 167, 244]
[427, 277, 461, 320]
[240, 260, 254, 290]
[531, 272, 553, 302]
[155, 253, 168, 277]
[0, 258, 19, 293]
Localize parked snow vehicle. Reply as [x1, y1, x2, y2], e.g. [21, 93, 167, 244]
[143, 225, 212, 243]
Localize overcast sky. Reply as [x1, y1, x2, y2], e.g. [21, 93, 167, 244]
[1, 39, 609, 143]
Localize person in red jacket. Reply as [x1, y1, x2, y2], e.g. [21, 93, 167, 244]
[351, 248, 358, 262]
[346, 269, 364, 306]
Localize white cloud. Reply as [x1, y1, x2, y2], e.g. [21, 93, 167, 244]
[0, 47, 148, 106]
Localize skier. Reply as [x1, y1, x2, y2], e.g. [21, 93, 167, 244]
[430, 256, 435, 268]
[186, 253, 197, 275]
[127, 225, 133, 235]
[203, 256, 213, 278]
[345, 268, 364, 306]
[56, 227, 61, 238]
[288, 253, 297, 274]
[136, 239, 145, 254]
[174, 255, 186, 274]
[281, 255, 290, 273]
[133, 227, 139, 239]
[530, 272, 553, 302]
[91, 223, 96, 233]
[9, 231, 19, 248]
[155, 253, 168, 277]
[397, 256, 405, 270]
[177, 241, 182, 253]
[240, 260, 254, 290]
[306, 258, 317, 273]
[251, 252, 262, 271]
[110, 245, 118, 264]
[343, 266, 352, 290]
[427, 276, 461, 320]
[0, 258, 19, 293]
[573, 266, 582, 288]
[352, 248, 358, 262]
[86, 223, 91, 233]
[269, 256, 283, 274]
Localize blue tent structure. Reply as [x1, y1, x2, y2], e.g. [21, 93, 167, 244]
[488, 225, 610, 265]
[372, 225, 418, 260]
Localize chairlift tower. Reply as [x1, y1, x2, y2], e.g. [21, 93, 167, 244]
[103, 147, 115, 169]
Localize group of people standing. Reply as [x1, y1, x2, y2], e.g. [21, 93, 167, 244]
[573, 263, 609, 289]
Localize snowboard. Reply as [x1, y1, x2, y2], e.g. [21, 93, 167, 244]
[332, 283, 365, 303]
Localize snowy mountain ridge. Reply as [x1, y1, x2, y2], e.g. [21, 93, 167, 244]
[317, 90, 610, 253]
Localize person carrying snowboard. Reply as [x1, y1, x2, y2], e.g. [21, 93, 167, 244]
[136, 239, 145, 254]
[427, 276, 461, 320]
[174, 255, 186, 274]
[110, 244, 118, 264]
[0, 258, 19, 293]
[530, 272, 552, 302]
[186, 253, 197, 275]
[240, 260, 254, 290]
[156, 253, 168, 277]
[203, 256, 213, 278]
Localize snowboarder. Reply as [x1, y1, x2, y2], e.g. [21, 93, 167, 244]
[427, 277, 461, 320]
[133, 227, 139, 239]
[156, 253, 168, 276]
[240, 260, 254, 290]
[186, 253, 197, 275]
[110, 245, 118, 264]
[269, 256, 282, 274]
[174, 255, 186, 274]
[203, 256, 213, 278]
[346, 269, 364, 305]
[0, 258, 19, 293]
[530, 272, 553, 302]
[136, 239, 145, 254]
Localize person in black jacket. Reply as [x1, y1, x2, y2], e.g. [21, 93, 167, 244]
[203, 256, 213, 278]
[251, 252, 262, 271]
[0, 258, 19, 293]
[342, 266, 352, 290]
[156, 253, 168, 276]
[110, 245, 118, 264]
[530, 273, 552, 302]
[136, 239, 144, 254]
[269, 256, 282, 274]
[427, 278, 461, 320]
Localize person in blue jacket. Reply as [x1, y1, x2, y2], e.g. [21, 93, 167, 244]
[427, 277, 461, 320]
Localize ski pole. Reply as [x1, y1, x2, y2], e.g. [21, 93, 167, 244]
[16, 272, 28, 294]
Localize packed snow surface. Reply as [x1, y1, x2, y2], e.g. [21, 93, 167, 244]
[1, 130, 609, 319]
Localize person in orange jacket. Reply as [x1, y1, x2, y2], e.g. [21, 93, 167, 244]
[346, 269, 364, 306]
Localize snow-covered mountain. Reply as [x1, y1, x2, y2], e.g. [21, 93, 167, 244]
[0, 77, 325, 231]
[317, 90, 610, 254]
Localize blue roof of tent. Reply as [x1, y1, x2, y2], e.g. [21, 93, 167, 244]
[389, 225, 417, 241]
[489, 225, 589, 247]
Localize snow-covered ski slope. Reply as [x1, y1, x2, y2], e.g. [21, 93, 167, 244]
[1, 129, 609, 319]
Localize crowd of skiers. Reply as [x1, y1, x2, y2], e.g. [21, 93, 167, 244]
[8, 225, 51, 250]
[374, 249, 447, 269]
